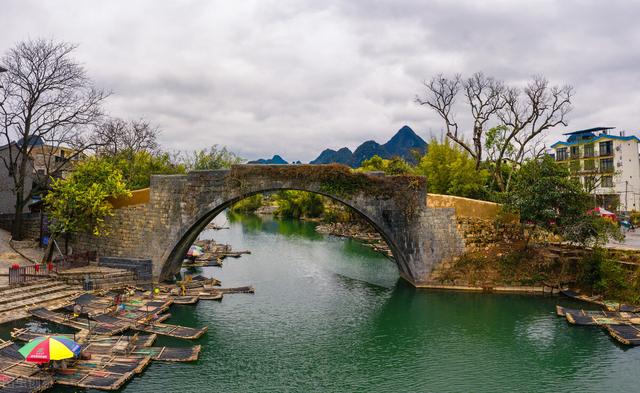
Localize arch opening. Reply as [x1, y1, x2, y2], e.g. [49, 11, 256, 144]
[159, 188, 405, 281]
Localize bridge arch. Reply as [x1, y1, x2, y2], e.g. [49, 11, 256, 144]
[159, 187, 405, 281]
[143, 165, 464, 286]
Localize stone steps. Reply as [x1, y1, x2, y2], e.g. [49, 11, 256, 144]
[0, 287, 80, 314]
[0, 288, 81, 325]
[55, 269, 137, 289]
[0, 283, 72, 307]
[0, 280, 60, 297]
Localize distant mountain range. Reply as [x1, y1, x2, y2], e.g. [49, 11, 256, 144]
[247, 155, 288, 165]
[247, 125, 427, 167]
[310, 125, 427, 167]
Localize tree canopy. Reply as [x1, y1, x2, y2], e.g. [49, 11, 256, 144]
[185, 145, 243, 170]
[357, 155, 413, 175]
[505, 155, 620, 245]
[416, 138, 489, 199]
[44, 158, 130, 237]
[106, 150, 186, 190]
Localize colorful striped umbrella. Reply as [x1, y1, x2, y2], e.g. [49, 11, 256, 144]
[18, 336, 81, 363]
[187, 245, 204, 258]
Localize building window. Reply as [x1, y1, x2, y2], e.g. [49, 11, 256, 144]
[556, 148, 568, 161]
[600, 158, 614, 173]
[571, 146, 580, 159]
[584, 160, 595, 171]
[601, 176, 614, 187]
[599, 141, 613, 156]
[583, 144, 594, 158]
[570, 160, 581, 172]
[584, 176, 596, 190]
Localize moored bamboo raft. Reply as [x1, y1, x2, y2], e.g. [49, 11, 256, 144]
[605, 324, 640, 345]
[130, 321, 208, 340]
[11, 328, 77, 343]
[211, 286, 255, 294]
[196, 292, 223, 301]
[29, 308, 128, 336]
[171, 296, 200, 305]
[0, 341, 55, 393]
[560, 289, 606, 306]
[182, 259, 223, 268]
[131, 345, 201, 362]
[53, 354, 151, 391]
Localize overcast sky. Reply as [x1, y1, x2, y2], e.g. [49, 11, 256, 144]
[1, 0, 638, 161]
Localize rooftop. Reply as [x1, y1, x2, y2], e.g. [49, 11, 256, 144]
[563, 127, 615, 135]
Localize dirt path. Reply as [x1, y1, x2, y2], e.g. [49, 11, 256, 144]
[0, 228, 43, 267]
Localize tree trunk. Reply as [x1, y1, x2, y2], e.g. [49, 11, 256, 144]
[11, 143, 31, 241]
[11, 192, 25, 240]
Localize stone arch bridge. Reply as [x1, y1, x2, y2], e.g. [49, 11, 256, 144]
[81, 165, 466, 286]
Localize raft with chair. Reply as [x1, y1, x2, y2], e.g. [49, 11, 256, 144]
[0, 340, 55, 393]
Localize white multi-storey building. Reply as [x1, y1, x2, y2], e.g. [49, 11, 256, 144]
[551, 127, 640, 212]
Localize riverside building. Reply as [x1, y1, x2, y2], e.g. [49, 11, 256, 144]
[550, 127, 640, 213]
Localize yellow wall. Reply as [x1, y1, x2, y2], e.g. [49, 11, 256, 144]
[427, 193, 510, 220]
[109, 188, 150, 208]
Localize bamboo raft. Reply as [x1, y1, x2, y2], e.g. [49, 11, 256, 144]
[556, 305, 640, 346]
[560, 289, 640, 312]
[29, 308, 128, 336]
[129, 320, 208, 340]
[11, 328, 201, 364]
[53, 354, 151, 391]
[83, 339, 201, 362]
[183, 259, 223, 268]
[0, 341, 54, 393]
[605, 324, 640, 346]
[206, 286, 254, 294]
[195, 292, 223, 301]
[171, 296, 200, 305]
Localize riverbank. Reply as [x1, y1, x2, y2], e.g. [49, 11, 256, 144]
[314, 221, 393, 258]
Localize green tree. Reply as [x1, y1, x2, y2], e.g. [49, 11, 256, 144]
[108, 150, 186, 189]
[358, 155, 413, 175]
[187, 145, 243, 170]
[44, 158, 130, 240]
[230, 194, 264, 213]
[506, 155, 620, 246]
[274, 191, 325, 219]
[416, 138, 489, 199]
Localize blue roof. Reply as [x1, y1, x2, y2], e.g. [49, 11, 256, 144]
[16, 136, 44, 147]
[551, 134, 640, 148]
[562, 127, 615, 135]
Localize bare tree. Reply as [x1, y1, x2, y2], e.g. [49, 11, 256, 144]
[496, 76, 574, 191]
[0, 39, 107, 239]
[90, 117, 159, 156]
[416, 72, 504, 169]
[417, 72, 573, 191]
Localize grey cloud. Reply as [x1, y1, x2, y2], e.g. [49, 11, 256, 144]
[1, 0, 639, 161]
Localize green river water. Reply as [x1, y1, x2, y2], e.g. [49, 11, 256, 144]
[3, 213, 640, 392]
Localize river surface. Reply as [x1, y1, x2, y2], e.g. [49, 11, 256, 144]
[3, 213, 640, 392]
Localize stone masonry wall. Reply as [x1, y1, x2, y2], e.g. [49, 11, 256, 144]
[70, 204, 154, 259]
[456, 217, 522, 250]
[0, 213, 42, 240]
